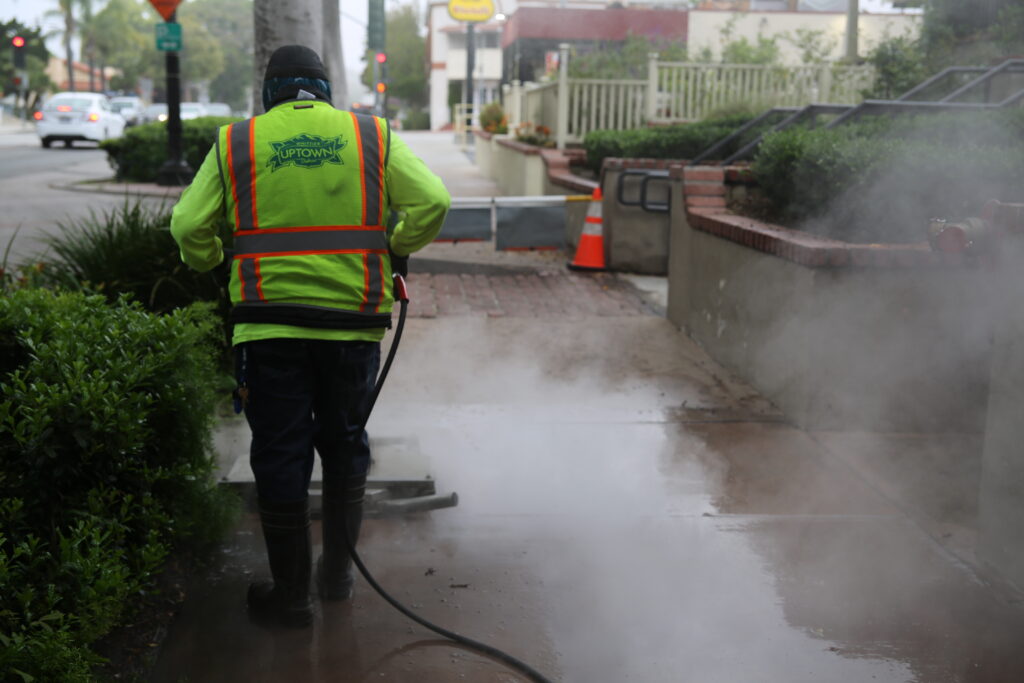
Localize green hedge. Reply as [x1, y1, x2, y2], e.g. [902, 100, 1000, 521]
[101, 116, 241, 182]
[40, 201, 231, 317]
[751, 109, 1024, 243]
[582, 113, 756, 172]
[0, 289, 236, 680]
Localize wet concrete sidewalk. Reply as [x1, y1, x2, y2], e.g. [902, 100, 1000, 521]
[150, 133, 1024, 682]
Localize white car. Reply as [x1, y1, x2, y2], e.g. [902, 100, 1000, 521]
[110, 96, 145, 126]
[35, 92, 126, 148]
[180, 102, 207, 120]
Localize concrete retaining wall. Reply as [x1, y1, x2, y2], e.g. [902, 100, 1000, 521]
[667, 165, 994, 433]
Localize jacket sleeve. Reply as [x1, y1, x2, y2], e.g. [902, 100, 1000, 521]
[170, 144, 226, 273]
[384, 132, 451, 257]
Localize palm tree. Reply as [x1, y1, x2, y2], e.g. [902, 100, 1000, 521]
[46, 0, 78, 91]
[79, 0, 98, 92]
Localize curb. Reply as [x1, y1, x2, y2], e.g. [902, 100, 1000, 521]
[49, 179, 186, 200]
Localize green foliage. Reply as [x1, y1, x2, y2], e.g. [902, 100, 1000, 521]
[183, 0, 253, 111]
[362, 4, 427, 110]
[401, 107, 430, 131]
[751, 109, 1024, 243]
[862, 35, 928, 100]
[92, 0, 157, 93]
[920, 0, 1024, 68]
[101, 115, 240, 182]
[569, 35, 688, 80]
[778, 28, 837, 66]
[36, 201, 232, 321]
[0, 289, 239, 680]
[721, 35, 780, 65]
[478, 102, 507, 134]
[582, 112, 755, 172]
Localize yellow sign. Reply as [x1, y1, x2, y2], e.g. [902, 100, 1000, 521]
[447, 0, 495, 23]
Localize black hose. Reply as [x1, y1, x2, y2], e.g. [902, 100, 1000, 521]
[346, 274, 556, 683]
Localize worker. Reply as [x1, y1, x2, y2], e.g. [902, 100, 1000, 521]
[170, 44, 450, 628]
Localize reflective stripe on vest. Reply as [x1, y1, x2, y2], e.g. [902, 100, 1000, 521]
[224, 112, 389, 314]
[350, 112, 384, 226]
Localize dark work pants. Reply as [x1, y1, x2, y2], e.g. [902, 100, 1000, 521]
[238, 339, 380, 504]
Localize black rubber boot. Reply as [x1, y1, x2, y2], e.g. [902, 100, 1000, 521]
[317, 472, 365, 601]
[248, 498, 314, 628]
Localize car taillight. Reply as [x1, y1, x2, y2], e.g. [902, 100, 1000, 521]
[33, 111, 43, 121]
[57, 105, 71, 112]
[88, 113, 100, 122]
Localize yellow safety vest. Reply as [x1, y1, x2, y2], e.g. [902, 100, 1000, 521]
[217, 100, 393, 329]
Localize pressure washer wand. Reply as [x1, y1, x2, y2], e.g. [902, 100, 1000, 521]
[345, 273, 556, 683]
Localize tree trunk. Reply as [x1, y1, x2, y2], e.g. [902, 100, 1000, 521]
[252, 0, 325, 115]
[321, 0, 348, 109]
[64, 35, 75, 92]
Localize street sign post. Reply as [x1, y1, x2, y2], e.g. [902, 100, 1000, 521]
[155, 22, 182, 51]
[153, 7, 193, 186]
[447, 0, 493, 137]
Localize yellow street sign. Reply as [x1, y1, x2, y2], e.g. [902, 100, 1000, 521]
[447, 0, 495, 23]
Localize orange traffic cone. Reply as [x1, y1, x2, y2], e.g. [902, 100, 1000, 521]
[568, 187, 606, 271]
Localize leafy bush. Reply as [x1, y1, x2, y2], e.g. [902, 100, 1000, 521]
[478, 102, 507, 134]
[0, 289, 238, 679]
[401, 107, 430, 131]
[514, 121, 552, 147]
[751, 109, 1024, 243]
[582, 112, 755, 172]
[101, 115, 241, 182]
[861, 35, 928, 101]
[39, 201, 231, 317]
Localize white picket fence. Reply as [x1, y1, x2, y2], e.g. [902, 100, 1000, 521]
[501, 45, 875, 147]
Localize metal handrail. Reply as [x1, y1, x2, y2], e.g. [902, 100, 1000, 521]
[939, 58, 1024, 103]
[687, 107, 799, 167]
[895, 66, 987, 102]
[720, 104, 851, 166]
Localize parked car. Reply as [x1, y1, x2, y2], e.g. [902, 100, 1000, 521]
[110, 96, 145, 126]
[180, 102, 207, 120]
[203, 102, 232, 117]
[34, 92, 126, 148]
[143, 103, 168, 123]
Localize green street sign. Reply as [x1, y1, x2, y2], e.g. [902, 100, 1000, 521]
[155, 22, 182, 51]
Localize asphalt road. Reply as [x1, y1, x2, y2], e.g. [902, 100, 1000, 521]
[0, 126, 168, 264]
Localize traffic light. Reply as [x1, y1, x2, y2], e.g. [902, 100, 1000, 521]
[375, 51, 387, 64]
[375, 81, 387, 94]
[367, 0, 385, 52]
[12, 35, 26, 69]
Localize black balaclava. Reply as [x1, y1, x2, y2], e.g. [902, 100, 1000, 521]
[261, 45, 332, 111]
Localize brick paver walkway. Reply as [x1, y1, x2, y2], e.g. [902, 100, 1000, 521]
[406, 270, 655, 318]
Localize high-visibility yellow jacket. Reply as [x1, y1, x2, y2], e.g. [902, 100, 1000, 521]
[170, 99, 450, 345]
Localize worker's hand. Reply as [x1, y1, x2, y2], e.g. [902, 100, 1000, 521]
[388, 247, 409, 278]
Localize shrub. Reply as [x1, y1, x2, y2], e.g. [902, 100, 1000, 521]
[401, 107, 430, 131]
[751, 109, 1024, 243]
[582, 112, 756, 172]
[0, 289, 238, 679]
[478, 102, 507, 134]
[514, 121, 553, 147]
[101, 115, 241, 182]
[38, 201, 231, 317]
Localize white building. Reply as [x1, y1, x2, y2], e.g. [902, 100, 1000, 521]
[426, 1, 922, 130]
[687, 9, 921, 64]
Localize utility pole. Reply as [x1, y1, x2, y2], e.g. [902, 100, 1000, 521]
[845, 0, 859, 62]
[465, 22, 475, 133]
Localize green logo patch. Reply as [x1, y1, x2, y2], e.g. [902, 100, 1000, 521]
[267, 133, 347, 171]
